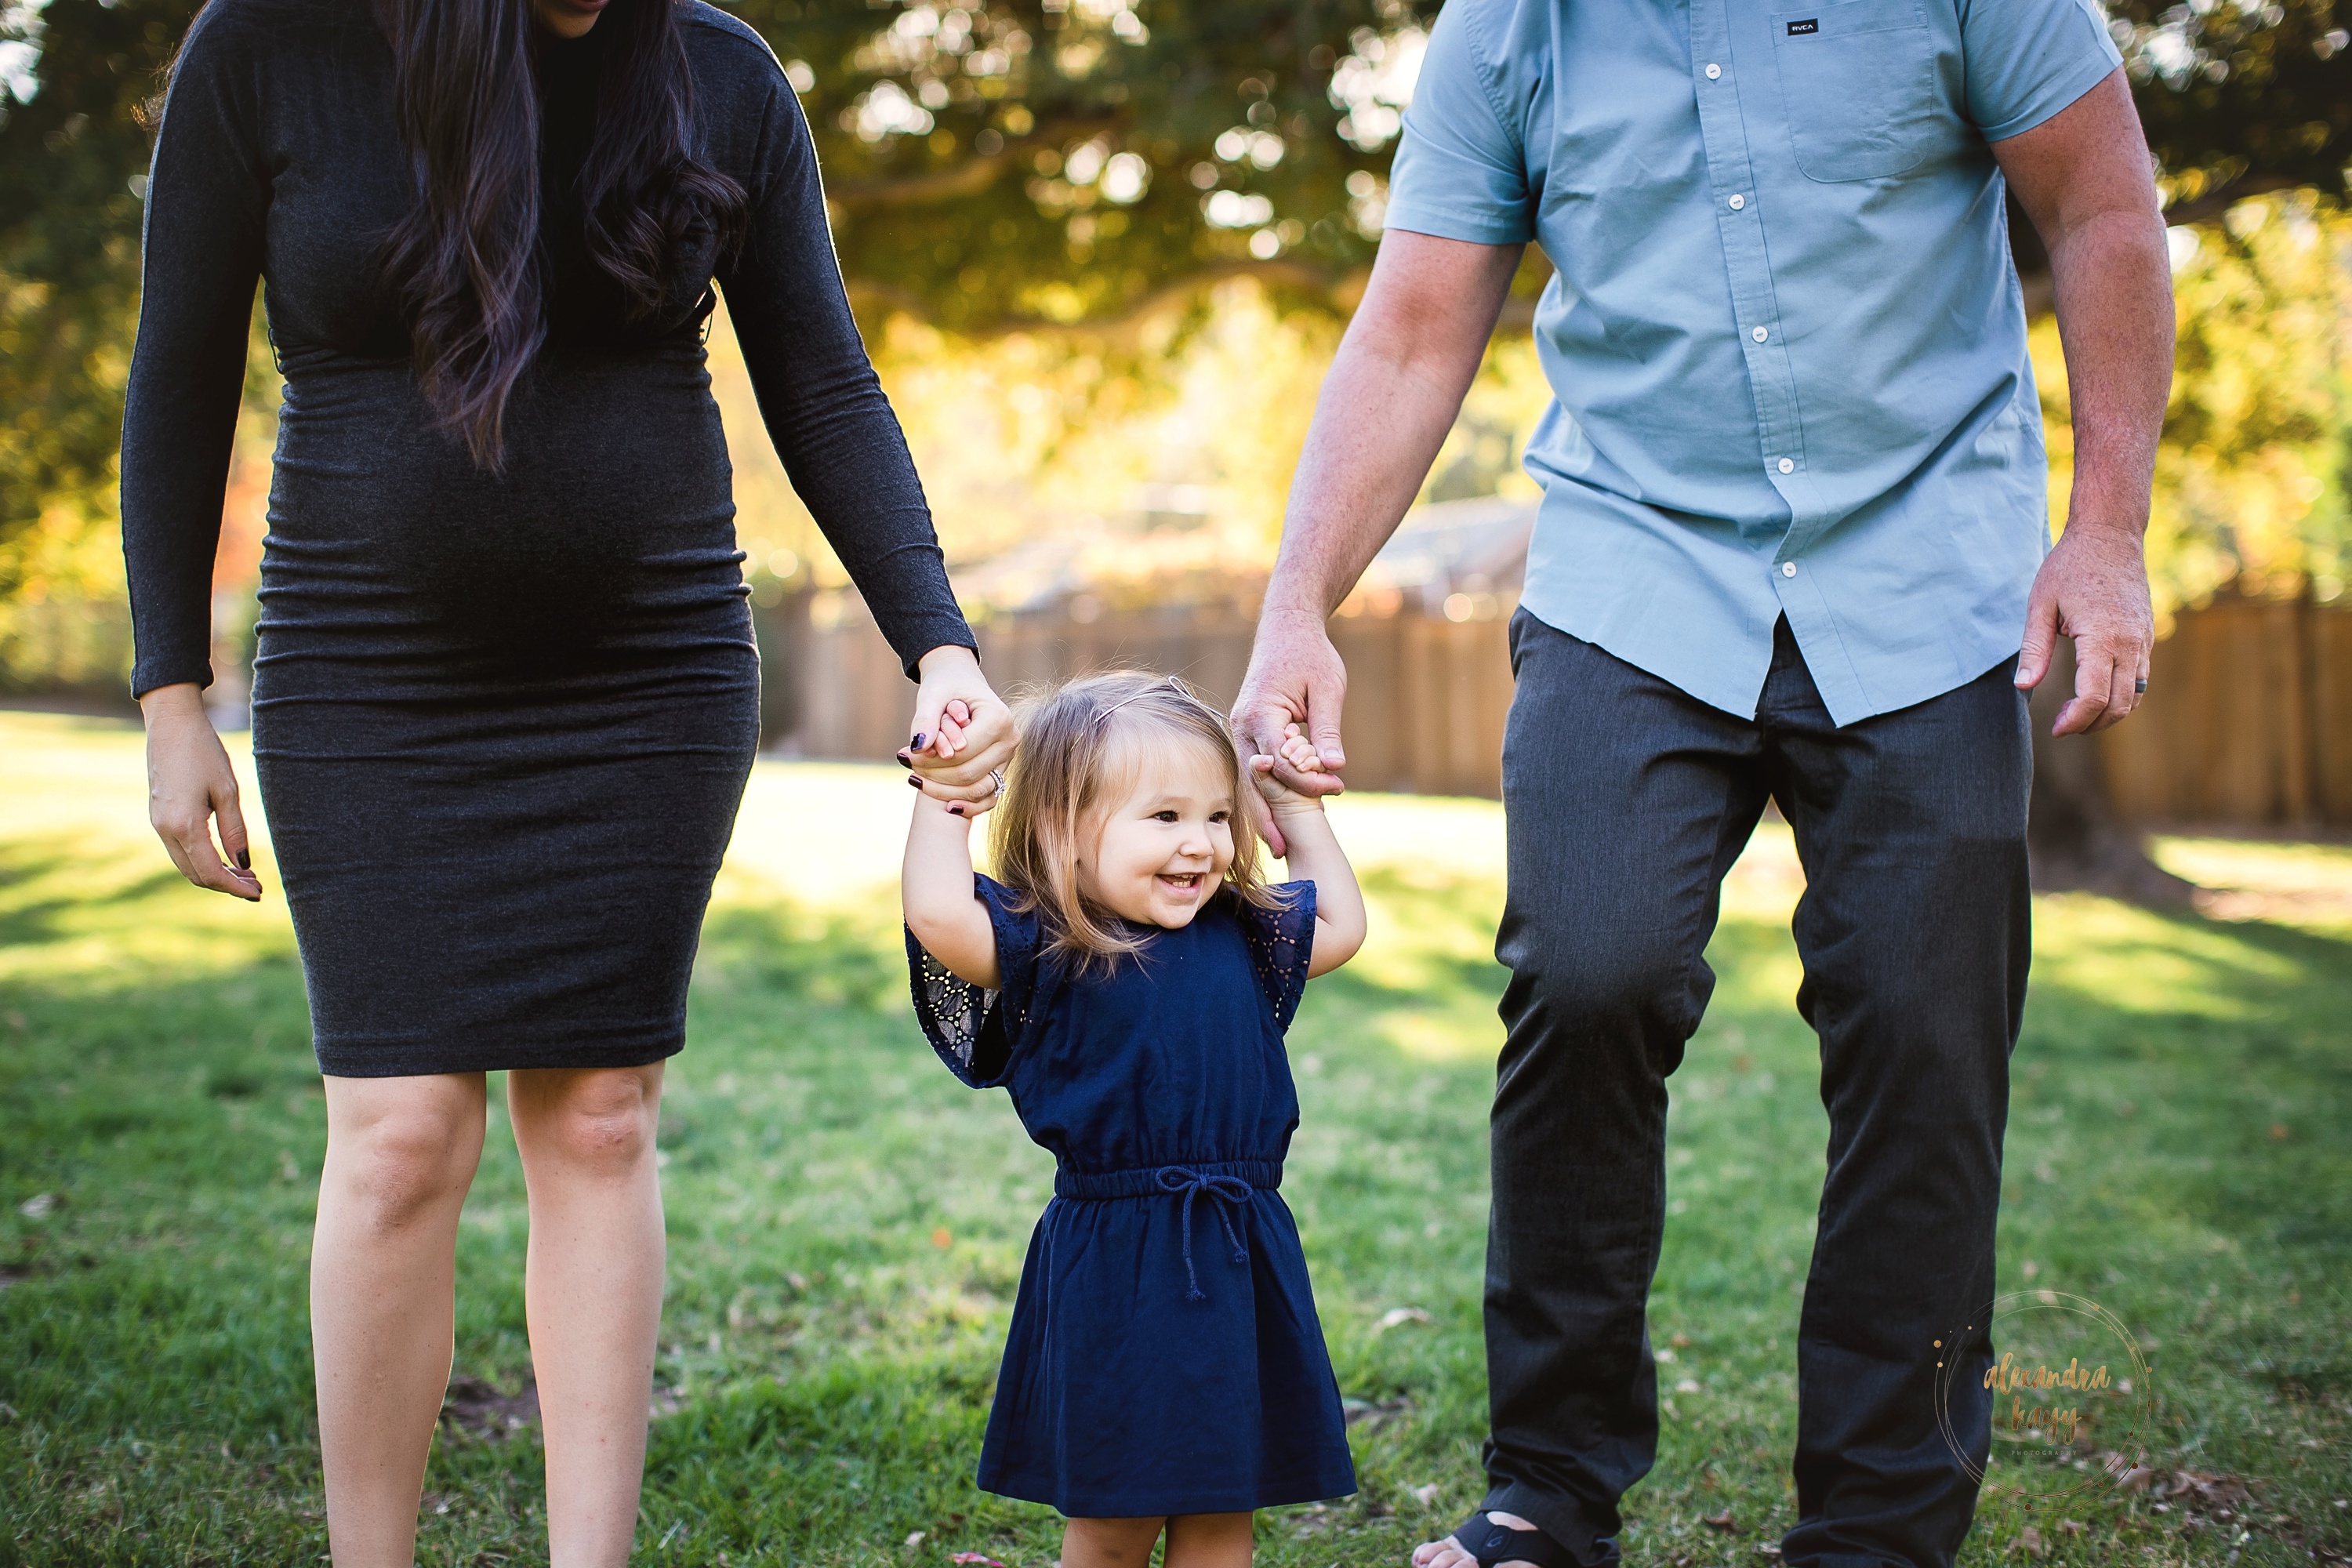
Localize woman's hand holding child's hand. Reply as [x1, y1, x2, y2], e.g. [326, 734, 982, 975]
[902, 644, 1014, 817]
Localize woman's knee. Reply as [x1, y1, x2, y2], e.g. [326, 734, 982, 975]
[323, 1076, 485, 1232]
[511, 1065, 661, 1177]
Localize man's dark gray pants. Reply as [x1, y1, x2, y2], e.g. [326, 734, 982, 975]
[1480, 612, 2031, 1568]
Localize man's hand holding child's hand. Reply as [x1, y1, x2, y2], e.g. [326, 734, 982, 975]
[1250, 725, 1330, 815]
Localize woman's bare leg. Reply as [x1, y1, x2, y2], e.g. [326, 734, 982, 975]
[314, 1072, 489, 1568]
[1064, 1516, 1170, 1568]
[506, 1063, 668, 1568]
[1165, 1512, 1257, 1568]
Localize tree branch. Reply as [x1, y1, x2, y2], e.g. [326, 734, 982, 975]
[825, 119, 1127, 209]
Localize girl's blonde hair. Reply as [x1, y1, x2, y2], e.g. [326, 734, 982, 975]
[992, 671, 1282, 971]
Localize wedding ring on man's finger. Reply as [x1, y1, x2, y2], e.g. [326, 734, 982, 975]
[2135, 678, 2148, 694]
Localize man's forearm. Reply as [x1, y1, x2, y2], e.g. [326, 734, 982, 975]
[2047, 207, 2172, 537]
[1265, 336, 1480, 620]
[1994, 71, 2172, 543]
[1263, 233, 1526, 621]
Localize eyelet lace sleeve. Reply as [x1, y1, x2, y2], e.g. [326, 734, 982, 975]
[904, 874, 1040, 1087]
[1240, 880, 1319, 1032]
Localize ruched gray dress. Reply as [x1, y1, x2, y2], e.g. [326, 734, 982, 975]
[120, 0, 971, 1075]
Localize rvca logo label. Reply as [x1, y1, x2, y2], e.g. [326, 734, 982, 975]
[1786, 16, 1820, 32]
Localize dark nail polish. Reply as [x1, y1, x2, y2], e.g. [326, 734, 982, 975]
[235, 849, 251, 870]
[908, 775, 923, 787]
[949, 804, 965, 816]
[896, 751, 913, 768]
[911, 732, 928, 750]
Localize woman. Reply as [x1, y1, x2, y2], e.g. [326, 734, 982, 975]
[122, 0, 1010, 1556]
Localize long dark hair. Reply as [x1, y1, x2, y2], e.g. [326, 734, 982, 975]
[374, 0, 745, 469]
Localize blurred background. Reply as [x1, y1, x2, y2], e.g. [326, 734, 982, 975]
[3, 0, 2350, 884]
[4, 6, 2350, 1561]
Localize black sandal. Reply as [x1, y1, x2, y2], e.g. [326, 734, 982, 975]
[1449, 1512, 1577, 1568]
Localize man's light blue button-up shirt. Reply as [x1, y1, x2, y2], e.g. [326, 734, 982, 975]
[1384, 0, 2122, 725]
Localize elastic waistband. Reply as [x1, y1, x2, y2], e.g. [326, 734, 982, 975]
[1054, 1160, 1283, 1200]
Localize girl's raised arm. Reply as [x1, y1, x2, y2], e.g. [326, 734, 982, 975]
[903, 797, 1002, 989]
[1250, 736, 1367, 978]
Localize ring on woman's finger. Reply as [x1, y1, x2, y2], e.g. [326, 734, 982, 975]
[988, 768, 1005, 796]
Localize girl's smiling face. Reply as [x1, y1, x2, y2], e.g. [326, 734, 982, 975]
[1075, 738, 1238, 930]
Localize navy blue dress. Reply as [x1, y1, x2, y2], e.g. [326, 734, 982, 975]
[907, 876, 1357, 1518]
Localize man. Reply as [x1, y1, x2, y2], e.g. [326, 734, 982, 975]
[1232, 1, 2172, 1565]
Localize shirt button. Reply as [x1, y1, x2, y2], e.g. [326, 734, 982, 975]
[1728, 194, 1746, 210]
[1777, 456, 1795, 474]
[1782, 561, 1798, 577]
[1751, 325, 1769, 343]
[1705, 63, 1722, 78]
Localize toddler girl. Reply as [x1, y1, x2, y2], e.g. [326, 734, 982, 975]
[902, 670, 1368, 1568]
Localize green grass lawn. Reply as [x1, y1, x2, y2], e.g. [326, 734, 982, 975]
[1, 710, 2346, 1567]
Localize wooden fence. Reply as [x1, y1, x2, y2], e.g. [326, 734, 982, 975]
[2099, 596, 2352, 828]
[780, 592, 1517, 798]
[775, 589, 2352, 832]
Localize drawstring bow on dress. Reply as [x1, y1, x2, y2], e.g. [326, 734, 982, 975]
[1156, 1165, 1253, 1301]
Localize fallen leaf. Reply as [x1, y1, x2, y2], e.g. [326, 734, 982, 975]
[17, 1195, 55, 1219]
[1676, 1378, 1701, 1395]
[949, 1555, 1004, 1566]
[1703, 1512, 1737, 1534]
[1376, 1307, 1432, 1332]
[1413, 1483, 1442, 1507]
[906, 1532, 927, 1549]
[2059, 1520, 2085, 1537]
[2017, 1526, 2045, 1558]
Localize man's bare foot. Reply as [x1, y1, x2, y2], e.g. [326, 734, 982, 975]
[1411, 1512, 1544, 1568]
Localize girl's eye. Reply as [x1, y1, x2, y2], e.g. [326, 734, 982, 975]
[1209, 811, 1230, 824]
[1152, 810, 1179, 823]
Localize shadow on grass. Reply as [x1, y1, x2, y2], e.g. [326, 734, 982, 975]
[3, 853, 2348, 1566]
[0, 841, 190, 951]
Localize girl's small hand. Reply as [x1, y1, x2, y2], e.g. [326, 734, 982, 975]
[1250, 724, 1330, 811]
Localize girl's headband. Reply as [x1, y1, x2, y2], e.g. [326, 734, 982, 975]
[1090, 674, 1214, 730]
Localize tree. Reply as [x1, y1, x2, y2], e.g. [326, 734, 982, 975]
[0, 0, 194, 588]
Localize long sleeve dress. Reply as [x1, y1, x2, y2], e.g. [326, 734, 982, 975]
[120, 0, 972, 1075]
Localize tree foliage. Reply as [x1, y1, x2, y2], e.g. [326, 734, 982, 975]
[2, 0, 2347, 564]
[738, 0, 1442, 332]
[2107, 0, 2351, 221]
[2039, 193, 2352, 615]
[0, 0, 192, 583]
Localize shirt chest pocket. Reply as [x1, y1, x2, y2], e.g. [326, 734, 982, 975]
[1770, 0, 1943, 182]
